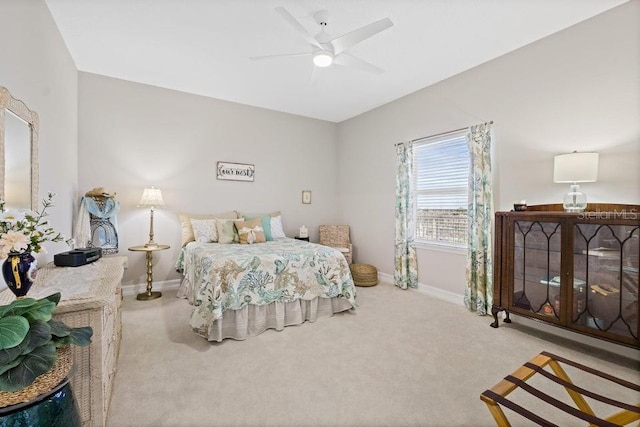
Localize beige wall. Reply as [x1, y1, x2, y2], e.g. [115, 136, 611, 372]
[0, 0, 78, 292]
[78, 73, 340, 285]
[1, 0, 638, 298]
[337, 1, 640, 295]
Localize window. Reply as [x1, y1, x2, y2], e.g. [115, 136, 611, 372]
[413, 131, 470, 246]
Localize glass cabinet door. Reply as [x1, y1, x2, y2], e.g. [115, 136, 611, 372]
[573, 223, 639, 342]
[512, 221, 562, 321]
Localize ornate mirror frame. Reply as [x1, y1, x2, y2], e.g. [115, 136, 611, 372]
[0, 86, 39, 211]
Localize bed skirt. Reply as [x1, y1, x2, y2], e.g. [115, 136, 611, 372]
[177, 277, 354, 342]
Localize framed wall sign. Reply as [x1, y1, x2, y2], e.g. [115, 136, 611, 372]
[217, 161, 255, 182]
[302, 190, 312, 204]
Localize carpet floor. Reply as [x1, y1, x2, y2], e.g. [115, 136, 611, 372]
[107, 283, 639, 427]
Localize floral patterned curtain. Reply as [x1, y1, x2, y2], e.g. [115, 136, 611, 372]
[464, 123, 494, 315]
[395, 142, 418, 289]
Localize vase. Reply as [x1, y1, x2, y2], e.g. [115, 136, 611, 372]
[0, 346, 80, 426]
[0, 379, 81, 427]
[2, 252, 37, 298]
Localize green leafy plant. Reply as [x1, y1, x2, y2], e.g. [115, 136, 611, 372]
[0, 292, 92, 392]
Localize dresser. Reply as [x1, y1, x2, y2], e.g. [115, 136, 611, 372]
[491, 204, 639, 348]
[0, 256, 126, 426]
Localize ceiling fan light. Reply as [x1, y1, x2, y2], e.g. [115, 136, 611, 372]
[313, 51, 333, 67]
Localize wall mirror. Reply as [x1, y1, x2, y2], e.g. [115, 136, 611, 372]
[0, 86, 39, 211]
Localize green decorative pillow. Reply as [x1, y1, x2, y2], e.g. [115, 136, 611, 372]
[215, 218, 242, 244]
[234, 218, 266, 244]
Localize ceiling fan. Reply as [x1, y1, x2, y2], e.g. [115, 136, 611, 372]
[250, 7, 393, 74]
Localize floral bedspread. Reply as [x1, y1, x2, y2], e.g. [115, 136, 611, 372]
[177, 239, 356, 332]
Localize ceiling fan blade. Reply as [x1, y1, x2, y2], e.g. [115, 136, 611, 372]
[274, 7, 323, 50]
[329, 17, 393, 55]
[333, 53, 384, 75]
[249, 52, 311, 61]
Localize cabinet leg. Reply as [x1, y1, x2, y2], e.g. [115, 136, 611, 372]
[503, 310, 511, 323]
[490, 305, 506, 328]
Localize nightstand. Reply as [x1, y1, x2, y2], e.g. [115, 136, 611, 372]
[294, 236, 309, 242]
[128, 244, 170, 300]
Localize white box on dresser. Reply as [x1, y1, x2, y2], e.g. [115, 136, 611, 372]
[0, 256, 126, 427]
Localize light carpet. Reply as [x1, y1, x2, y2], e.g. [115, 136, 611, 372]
[106, 284, 639, 427]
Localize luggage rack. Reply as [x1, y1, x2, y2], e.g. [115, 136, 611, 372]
[480, 351, 640, 426]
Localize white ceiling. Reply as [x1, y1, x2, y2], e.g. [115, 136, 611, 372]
[45, 0, 627, 123]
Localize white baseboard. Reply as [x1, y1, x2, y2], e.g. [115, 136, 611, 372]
[377, 272, 637, 359]
[122, 279, 182, 296]
[377, 272, 465, 307]
[377, 271, 394, 285]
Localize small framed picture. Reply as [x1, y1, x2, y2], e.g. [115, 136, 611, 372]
[302, 190, 312, 204]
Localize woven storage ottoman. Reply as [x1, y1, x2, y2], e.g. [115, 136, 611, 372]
[350, 263, 378, 287]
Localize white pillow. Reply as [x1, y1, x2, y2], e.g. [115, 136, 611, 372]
[270, 215, 287, 239]
[190, 218, 218, 243]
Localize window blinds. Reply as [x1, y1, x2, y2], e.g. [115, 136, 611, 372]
[413, 132, 470, 211]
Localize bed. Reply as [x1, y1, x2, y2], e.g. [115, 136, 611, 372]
[176, 238, 357, 341]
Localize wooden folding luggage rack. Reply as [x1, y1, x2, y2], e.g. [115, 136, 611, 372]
[480, 352, 640, 426]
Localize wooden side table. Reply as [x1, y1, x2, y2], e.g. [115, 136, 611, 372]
[128, 244, 170, 300]
[294, 236, 310, 242]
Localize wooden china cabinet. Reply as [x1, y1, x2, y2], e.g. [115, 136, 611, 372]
[491, 204, 640, 348]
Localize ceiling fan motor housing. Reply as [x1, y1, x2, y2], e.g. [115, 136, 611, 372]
[314, 10, 329, 26]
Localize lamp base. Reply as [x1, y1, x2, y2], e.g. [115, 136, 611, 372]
[137, 291, 162, 301]
[562, 183, 588, 212]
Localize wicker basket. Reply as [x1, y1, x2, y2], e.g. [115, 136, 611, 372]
[350, 263, 378, 287]
[0, 346, 73, 408]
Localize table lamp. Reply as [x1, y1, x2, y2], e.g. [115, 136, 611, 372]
[138, 186, 165, 247]
[553, 152, 599, 212]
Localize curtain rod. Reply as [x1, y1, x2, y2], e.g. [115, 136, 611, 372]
[394, 121, 494, 146]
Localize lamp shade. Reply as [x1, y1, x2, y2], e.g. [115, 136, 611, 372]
[138, 186, 165, 208]
[553, 152, 599, 183]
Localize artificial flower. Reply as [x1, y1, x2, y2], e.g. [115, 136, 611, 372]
[0, 192, 66, 256]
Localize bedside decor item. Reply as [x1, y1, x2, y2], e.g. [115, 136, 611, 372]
[0, 193, 65, 298]
[302, 190, 311, 204]
[553, 151, 599, 212]
[217, 161, 255, 182]
[74, 187, 120, 254]
[513, 200, 527, 211]
[138, 186, 165, 248]
[299, 225, 308, 238]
